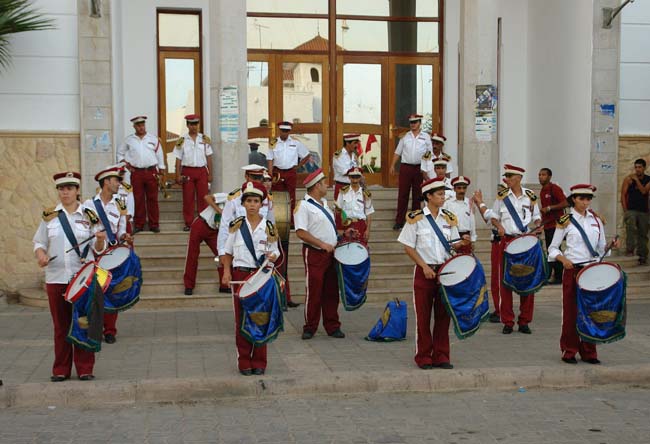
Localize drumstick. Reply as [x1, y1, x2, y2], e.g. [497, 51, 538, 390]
[64, 229, 106, 254]
[599, 235, 619, 263]
[47, 255, 57, 263]
[438, 271, 456, 276]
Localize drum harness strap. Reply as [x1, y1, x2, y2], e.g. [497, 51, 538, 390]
[93, 199, 118, 246]
[307, 198, 337, 234]
[57, 211, 90, 260]
[239, 219, 266, 268]
[569, 216, 599, 258]
[425, 214, 452, 254]
[502, 195, 528, 234]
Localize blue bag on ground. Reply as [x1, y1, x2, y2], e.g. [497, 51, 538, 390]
[365, 298, 407, 341]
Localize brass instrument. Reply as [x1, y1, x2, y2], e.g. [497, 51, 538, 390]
[269, 122, 277, 148]
[157, 174, 171, 199]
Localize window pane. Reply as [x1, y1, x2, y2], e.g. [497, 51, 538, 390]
[337, 20, 438, 52]
[394, 64, 433, 131]
[337, 0, 438, 17]
[247, 61, 269, 128]
[343, 64, 381, 125]
[158, 13, 200, 47]
[294, 134, 323, 174]
[247, 17, 328, 50]
[247, 0, 328, 14]
[283, 62, 323, 123]
[165, 58, 196, 140]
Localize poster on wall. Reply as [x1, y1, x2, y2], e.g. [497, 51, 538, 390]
[475, 85, 497, 142]
[219, 86, 239, 143]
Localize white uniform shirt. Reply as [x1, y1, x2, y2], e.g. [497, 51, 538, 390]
[490, 188, 541, 236]
[294, 195, 338, 248]
[115, 184, 134, 218]
[336, 186, 375, 220]
[333, 149, 358, 183]
[173, 133, 213, 167]
[224, 217, 280, 269]
[266, 136, 310, 169]
[32, 203, 97, 284]
[217, 194, 275, 255]
[200, 193, 225, 230]
[84, 195, 127, 244]
[443, 197, 477, 242]
[394, 131, 433, 165]
[548, 209, 607, 263]
[117, 133, 166, 169]
[397, 206, 460, 265]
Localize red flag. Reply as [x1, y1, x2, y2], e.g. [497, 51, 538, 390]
[365, 134, 377, 153]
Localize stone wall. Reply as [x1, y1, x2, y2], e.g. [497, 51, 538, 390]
[616, 136, 650, 246]
[0, 132, 80, 292]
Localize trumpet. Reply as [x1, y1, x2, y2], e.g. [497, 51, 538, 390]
[157, 174, 171, 199]
[269, 122, 277, 148]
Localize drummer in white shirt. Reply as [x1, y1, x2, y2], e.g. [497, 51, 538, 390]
[335, 167, 374, 243]
[221, 181, 280, 376]
[548, 184, 619, 365]
[443, 176, 476, 254]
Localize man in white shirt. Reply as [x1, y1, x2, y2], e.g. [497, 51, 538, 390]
[443, 176, 477, 254]
[390, 114, 433, 230]
[422, 158, 454, 200]
[430, 133, 453, 177]
[332, 134, 360, 199]
[174, 114, 213, 231]
[117, 115, 166, 233]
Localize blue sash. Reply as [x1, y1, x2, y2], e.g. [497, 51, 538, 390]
[425, 213, 452, 254]
[569, 216, 599, 258]
[307, 198, 337, 233]
[93, 199, 118, 245]
[57, 210, 90, 260]
[239, 219, 265, 267]
[503, 195, 527, 234]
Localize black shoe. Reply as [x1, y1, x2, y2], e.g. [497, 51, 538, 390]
[184, 288, 193, 296]
[418, 364, 434, 370]
[301, 331, 314, 340]
[502, 325, 513, 334]
[562, 356, 578, 364]
[252, 368, 265, 375]
[219, 287, 231, 294]
[50, 375, 67, 382]
[582, 358, 601, 365]
[79, 374, 95, 381]
[104, 334, 116, 344]
[151, 227, 160, 233]
[639, 258, 647, 265]
[392, 223, 404, 231]
[433, 362, 454, 370]
[489, 312, 500, 323]
[183, 226, 190, 232]
[518, 325, 532, 334]
[239, 369, 252, 376]
[287, 301, 301, 308]
[328, 329, 346, 338]
[133, 227, 144, 234]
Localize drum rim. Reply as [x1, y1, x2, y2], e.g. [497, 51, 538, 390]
[438, 253, 477, 285]
[65, 261, 96, 302]
[334, 241, 369, 265]
[576, 261, 623, 292]
[504, 234, 539, 254]
[97, 245, 131, 268]
[238, 268, 273, 299]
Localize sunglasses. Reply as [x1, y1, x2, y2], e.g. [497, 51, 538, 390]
[454, 185, 468, 189]
[504, 173, 515, 178]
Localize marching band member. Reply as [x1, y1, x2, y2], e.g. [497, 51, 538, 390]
[474, 164, 542, 335]
[114, 163, 134, 234]
[332, 134, 360, 199]
[33, 172, 106, 381]
[221, 181, 280, 376]
[173, 114, 213, 231]
[390, 114, 432, 230]
[430, 133, 453, 176]
[422, 157, 453, 198]
[548, 184, 619, 365]
[443, 176, 476, 254]
[398, 177, 469, 369]
[85, 167, 132, 344]
[335, 167, 374, 243]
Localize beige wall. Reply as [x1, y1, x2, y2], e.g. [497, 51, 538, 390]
[616, 136, 650, 245]
[0, 132, 80, 293]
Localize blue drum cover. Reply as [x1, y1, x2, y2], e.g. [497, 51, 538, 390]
[103, 248, 142, 313]
[577, 271, 627, 344]
[365, 299, 407, 342]
[336, 257, 371, 311]
[67, 274, 103, 352]
[439, 258, 490, 340]
[239, 272, 284, 347]
[502, 240, 549, 295]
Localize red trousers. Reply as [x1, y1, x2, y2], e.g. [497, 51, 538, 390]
[231, 268, 267, 371]
[560, 267, 597, 360]
[103, 312, 117, 336]
[131, 167, 160, 229]
[490, 240, 501, 316]
[413, 265, 451, 367]
[181, 166, 209, 227]
[278, 240, 292, 303]
[395, 164, 422, 225]
[302, 245, 341, 335]
[46, 283, 95, 377]
[184, 217, 218, 289]
[217, 264, 229, 291]
[272, 167, 297, 216]
[497, 238, 535, 327]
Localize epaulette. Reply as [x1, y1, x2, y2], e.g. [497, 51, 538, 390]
[406, 209, 424, 224]
[341, 184, 351, 193]
[442, 152, 452, 161]
[115, 197, 128, 216]
[265, 220, 278, 242]
[293, 200, 302, 214]
[122, 183, 133, 192]
[441, 208, 458, 227]
[42, 206, 59, 222]
[175, 137, 184, 147]
[589, 209, 606, 225]
[267, 191, 273, 202]
[229, 216, 245, 233]
[556, 213, 571, 229]
[525, 189, 538, 203]
[334, 149, 342, 158]
[363, 189, 372, 199]
[83, 207, 99, 225]
[228, 187, 241, 201]
[422, 151, 432, 161]
[497, 187, 510, 200]
[203, 135, 211, 144]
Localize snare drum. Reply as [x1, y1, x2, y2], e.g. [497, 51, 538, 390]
[502, 234, 549, 295]
[334, 241, 370, 311]
[438, 254, 489, 339]
[575, 262, 626, 344]
[97, 245, 142, 312]
[65, 262, 111, 303]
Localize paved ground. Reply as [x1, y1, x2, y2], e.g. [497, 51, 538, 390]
[1, 298, 650, 385]
[1, 388, 649, 444]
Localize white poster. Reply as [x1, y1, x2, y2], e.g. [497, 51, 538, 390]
[219, 86, 240, 143]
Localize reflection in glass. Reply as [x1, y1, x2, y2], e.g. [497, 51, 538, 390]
[356, 134, 382, 173]
[337, 0, 438, 17]
[283, 62, 323, 123]
[247, 0, 328, 14]
[394, 64, 433, 131]
[343, 64, 381, 125]
[247, 61, 269, 128]
[158, 13, 200, 47]
[293, 133, 323, 174]
[247, 18, 328, 50]
[336, 20, 438, 52]
[164, 58, 195, 140]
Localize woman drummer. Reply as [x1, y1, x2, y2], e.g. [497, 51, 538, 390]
[335, 166, 375, 243]
[548, 184, 619, 365]
[221, 181, 280, 376]
[32, 171, 107, 382]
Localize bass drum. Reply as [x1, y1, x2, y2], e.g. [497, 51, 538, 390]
[272, 190, 291, 242]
